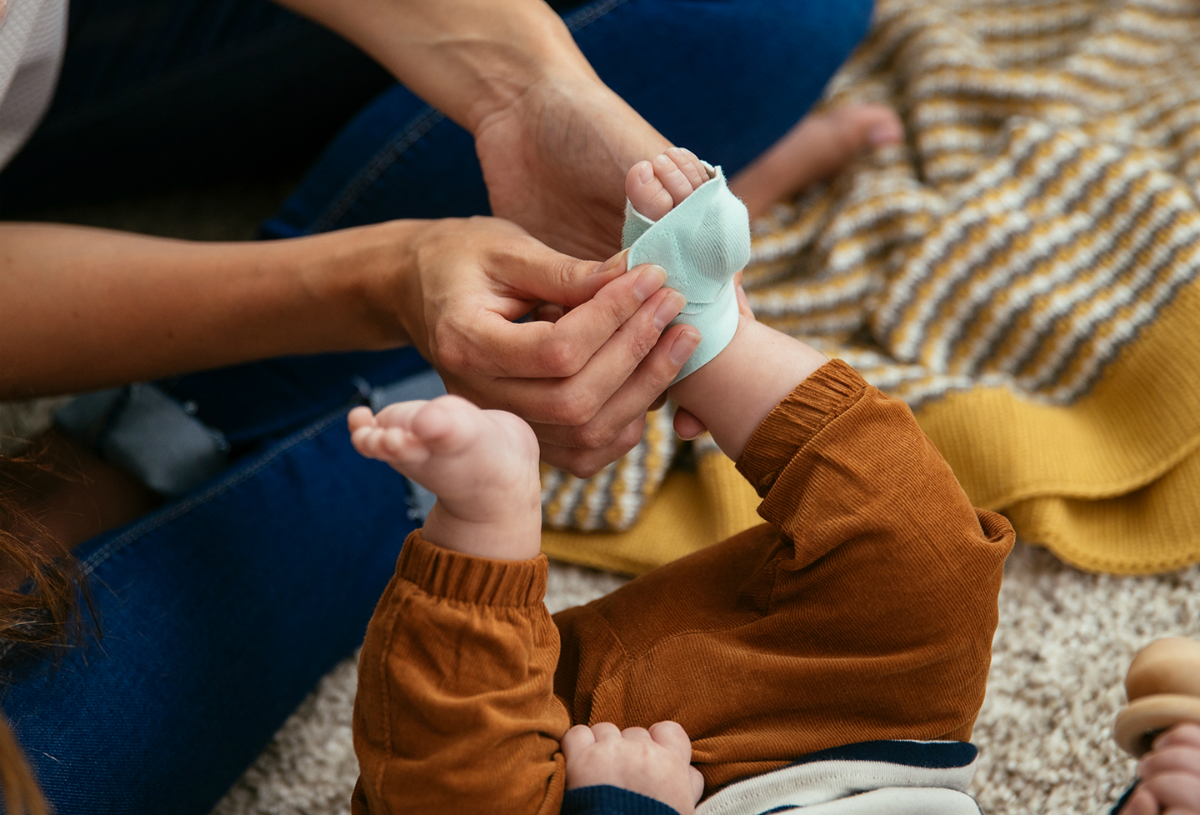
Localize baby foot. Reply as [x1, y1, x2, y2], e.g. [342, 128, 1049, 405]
[729, 103, 904, 218]
[349, 396, 542, 560]
[1119, 723, 1200, 814]
[625, 146, 712, 221]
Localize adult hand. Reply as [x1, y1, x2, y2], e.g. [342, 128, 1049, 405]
[278, 0, 669, 262]
[382, 217, 699, 477]
[562, 721, 705, 815]
[475, 74, 676, 261]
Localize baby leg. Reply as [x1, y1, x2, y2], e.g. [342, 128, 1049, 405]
[553, 361, 1013, 795]
[730, 104, 904, 218]
[348, 398, 569, 814]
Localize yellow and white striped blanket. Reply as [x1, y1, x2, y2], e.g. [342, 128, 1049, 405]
[540, 0, 1200, 576]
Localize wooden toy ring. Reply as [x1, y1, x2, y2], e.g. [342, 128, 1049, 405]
[1114, 638, 1200, 757]
[1114, 695, 1200, 757]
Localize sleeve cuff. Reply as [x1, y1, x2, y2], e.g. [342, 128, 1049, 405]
[736, 359, 869, 497]
[561, 785, 683, 815]
[398, 530, 547, 607]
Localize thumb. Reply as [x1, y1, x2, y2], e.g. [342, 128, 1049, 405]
[513, 245, 631, 307]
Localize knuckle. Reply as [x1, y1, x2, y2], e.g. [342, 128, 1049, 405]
[547, 388, 600, 429]
[602, 283, 637, 320]
[432, 323, 472, 373]
[538, 337, 585, 378]
[626, 322, 659, 361]
[566, 456, 606, 480]
[554, 256, 590, 291]
[572, 420, 618, 452]
[614, 418, 646, 450]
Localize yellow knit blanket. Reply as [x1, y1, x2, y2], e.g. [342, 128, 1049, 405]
[542, 0, 1200, 576]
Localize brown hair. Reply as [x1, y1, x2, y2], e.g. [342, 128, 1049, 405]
[0, 440, 95, 647]
[0, 440, 97, 815]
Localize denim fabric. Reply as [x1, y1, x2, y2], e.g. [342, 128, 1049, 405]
[263, 0, 875, 236]
[0, 0, 872, 812]
[0, 405, 420, 815]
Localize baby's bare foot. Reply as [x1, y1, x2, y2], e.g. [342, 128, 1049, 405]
[625, 146, 711, 221]
[729, 103, 904, 218]
[349, 396, 542, 560]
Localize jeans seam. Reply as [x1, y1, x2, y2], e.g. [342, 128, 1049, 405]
[562, 0, 635, 31]
[78, 407, 349, 578]
[308, 106, 446, 233]
[305, 0, 636, 234]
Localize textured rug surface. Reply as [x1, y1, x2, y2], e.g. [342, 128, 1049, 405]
[211, 547, 1200, 815]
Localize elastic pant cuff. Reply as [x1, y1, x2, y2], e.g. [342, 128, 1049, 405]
[398, 530, 548, 607]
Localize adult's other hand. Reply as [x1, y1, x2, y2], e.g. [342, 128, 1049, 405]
[382, 217, 699, 476]
[475, 75, 684, 262]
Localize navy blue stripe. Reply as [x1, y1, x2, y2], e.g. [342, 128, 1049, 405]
[788, 740, 978, 770]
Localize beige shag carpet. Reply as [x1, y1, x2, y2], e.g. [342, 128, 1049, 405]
[208, 544, 1200, 815]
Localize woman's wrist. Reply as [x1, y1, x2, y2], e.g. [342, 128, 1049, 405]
[292, 220, 422, 353]
[278, 0, 597, 134]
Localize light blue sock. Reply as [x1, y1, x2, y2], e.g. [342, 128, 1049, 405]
[622, 164, 751, 382]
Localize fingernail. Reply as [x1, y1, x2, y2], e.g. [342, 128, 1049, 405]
[654, 153, 672, 167]
[654, 291, 685, 331]
[637, 161, 654, 184]
[670, 329, 701, 366]
[598, 248, 630, 276]
[634, 265, 668, 302]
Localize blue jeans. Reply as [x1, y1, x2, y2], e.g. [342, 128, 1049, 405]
[0, 0, 873, 812]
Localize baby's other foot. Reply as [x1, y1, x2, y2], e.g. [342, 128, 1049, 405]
[729, 103, 904, 219]
[1120, 723, 1200, 815]
[625, 146, 712, 221]
[349, 396, 542, 560]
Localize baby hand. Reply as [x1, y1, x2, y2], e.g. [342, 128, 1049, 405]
[562, 721, 704, 815]
[1121, 723, 1200, 815]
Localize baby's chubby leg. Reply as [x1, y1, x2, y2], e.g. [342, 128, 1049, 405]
[349, 396, 542, 560]
[348, 397, 572, 815]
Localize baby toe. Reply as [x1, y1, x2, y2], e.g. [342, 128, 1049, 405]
[665, 147, 710, 191]
[627, 158, 676, 220]
[653, 152, 701, 208]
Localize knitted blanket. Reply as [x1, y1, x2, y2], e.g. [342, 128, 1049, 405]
[541, 0, 1200, 576]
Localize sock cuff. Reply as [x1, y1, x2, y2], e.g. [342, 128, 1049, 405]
[623, 164, 751, 382]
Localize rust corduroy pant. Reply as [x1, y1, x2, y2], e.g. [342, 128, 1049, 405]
[351, 361, 1015, 814]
